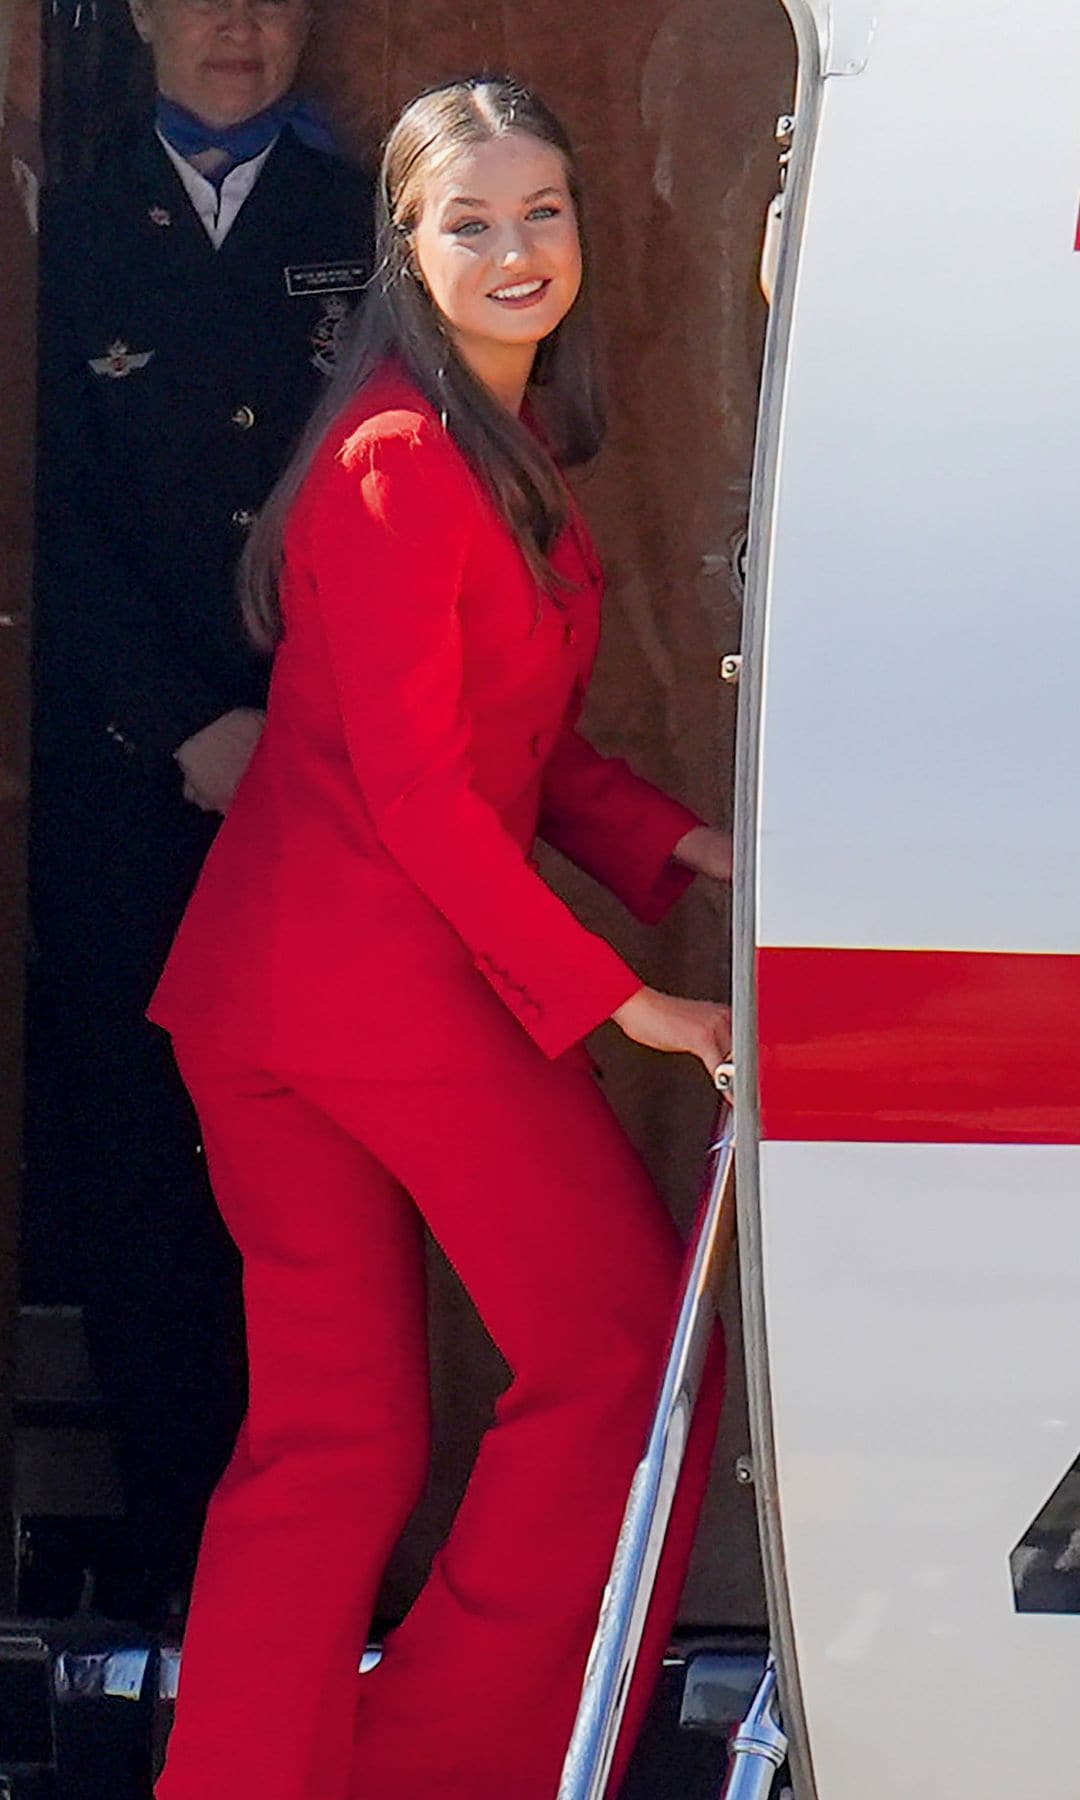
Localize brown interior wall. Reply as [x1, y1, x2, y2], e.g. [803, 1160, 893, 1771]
[305, 1, 795, 1626]
[0, 0, 42, 1611]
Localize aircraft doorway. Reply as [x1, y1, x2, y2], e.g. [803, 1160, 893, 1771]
[2, 0, 795, 1788]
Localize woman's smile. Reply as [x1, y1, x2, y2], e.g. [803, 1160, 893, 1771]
[488, 277, 552, 308]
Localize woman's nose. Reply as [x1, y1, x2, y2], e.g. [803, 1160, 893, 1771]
[218, 1, 260, 36]
[498, 228, 528, 267]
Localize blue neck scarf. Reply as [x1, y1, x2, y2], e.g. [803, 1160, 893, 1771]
[155, 95, 337, 185]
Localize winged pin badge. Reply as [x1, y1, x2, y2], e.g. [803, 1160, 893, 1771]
[89, 341, 156, 379]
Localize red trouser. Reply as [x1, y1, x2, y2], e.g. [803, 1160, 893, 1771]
[157, 1029, 726, 1800]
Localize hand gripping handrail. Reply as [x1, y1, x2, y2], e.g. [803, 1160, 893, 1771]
[557, 1077, 737, 1800]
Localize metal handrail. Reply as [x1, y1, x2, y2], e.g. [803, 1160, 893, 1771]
[721, 1660, 788, 1799]
[557, 1086, 737, 1800]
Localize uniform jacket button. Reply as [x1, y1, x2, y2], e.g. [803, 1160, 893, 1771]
[231, 508, 256, 529]
[106, 721, 136, 756]
[231, 405, 256, 430]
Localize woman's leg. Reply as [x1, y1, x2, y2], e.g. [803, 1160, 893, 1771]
[156, 1049, 431, 1800]
[297, 1038, 726, 1800]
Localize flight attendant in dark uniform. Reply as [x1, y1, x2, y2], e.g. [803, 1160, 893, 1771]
[28, 0, 374, 1620]
[149, 75, 732, 1800]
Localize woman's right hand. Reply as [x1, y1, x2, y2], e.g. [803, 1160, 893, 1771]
[611, 986, 732, 1083]
[175, 708, 265, 815]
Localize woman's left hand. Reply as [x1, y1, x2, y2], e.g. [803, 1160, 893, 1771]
[672, 825, 733, 884]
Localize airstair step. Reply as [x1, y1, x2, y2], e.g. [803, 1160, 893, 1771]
[0, 1624, 752, 1799]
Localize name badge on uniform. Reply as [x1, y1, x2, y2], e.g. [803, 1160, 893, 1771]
[284, 261, 368, 298]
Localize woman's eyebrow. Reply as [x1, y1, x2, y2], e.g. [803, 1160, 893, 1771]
[444, 185, 564, 210]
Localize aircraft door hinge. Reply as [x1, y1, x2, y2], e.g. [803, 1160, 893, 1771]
[822, 0, 878, 77]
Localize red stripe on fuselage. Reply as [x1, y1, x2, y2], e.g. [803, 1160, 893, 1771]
[757, 947, 1080, 1143]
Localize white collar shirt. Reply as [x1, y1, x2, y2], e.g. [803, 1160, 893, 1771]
[157, 131, 278, 250]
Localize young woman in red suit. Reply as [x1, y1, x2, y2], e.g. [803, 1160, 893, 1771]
[149, 74, 733, 1800]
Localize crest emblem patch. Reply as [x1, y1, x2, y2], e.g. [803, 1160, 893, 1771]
[310, 295, 350, 377]
[89, 341, 156, 379]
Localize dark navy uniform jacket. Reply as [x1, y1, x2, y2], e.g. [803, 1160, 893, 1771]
[31, 121, 375, 1011]
[35, 122, 375, 767]
[25, 122, 374, 1581]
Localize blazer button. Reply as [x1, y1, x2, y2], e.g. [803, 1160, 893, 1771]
[231, 404, 256, 431]
[231, 508, 256, 529]
[529, 731, 544, 758]
[563, 622, 578, 647]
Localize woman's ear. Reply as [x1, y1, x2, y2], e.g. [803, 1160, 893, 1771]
[401, 230, 427, 293]
[127, 0, 154, 46]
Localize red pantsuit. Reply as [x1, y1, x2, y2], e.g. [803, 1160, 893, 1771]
[149, 365, 726, 1797]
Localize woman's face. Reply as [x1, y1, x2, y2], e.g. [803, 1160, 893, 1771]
[128, 0, 311, 128]
[412, 131, 583, 383]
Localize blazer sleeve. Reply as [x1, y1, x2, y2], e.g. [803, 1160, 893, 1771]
[302, 420, 643, 1059]
[35, 210, 228, 761]
[538, 724, 703, 924]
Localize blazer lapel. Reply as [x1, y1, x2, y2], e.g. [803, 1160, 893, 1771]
[131, 125, 221, 277]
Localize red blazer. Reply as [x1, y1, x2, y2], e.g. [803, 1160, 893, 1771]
[148, 366, 702, 1075]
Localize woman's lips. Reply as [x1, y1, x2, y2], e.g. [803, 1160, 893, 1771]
[487, 278, 551, 310]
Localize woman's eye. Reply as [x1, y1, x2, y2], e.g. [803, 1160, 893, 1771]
[450, 219, 487, 237]
[527, 205, 560, 221]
